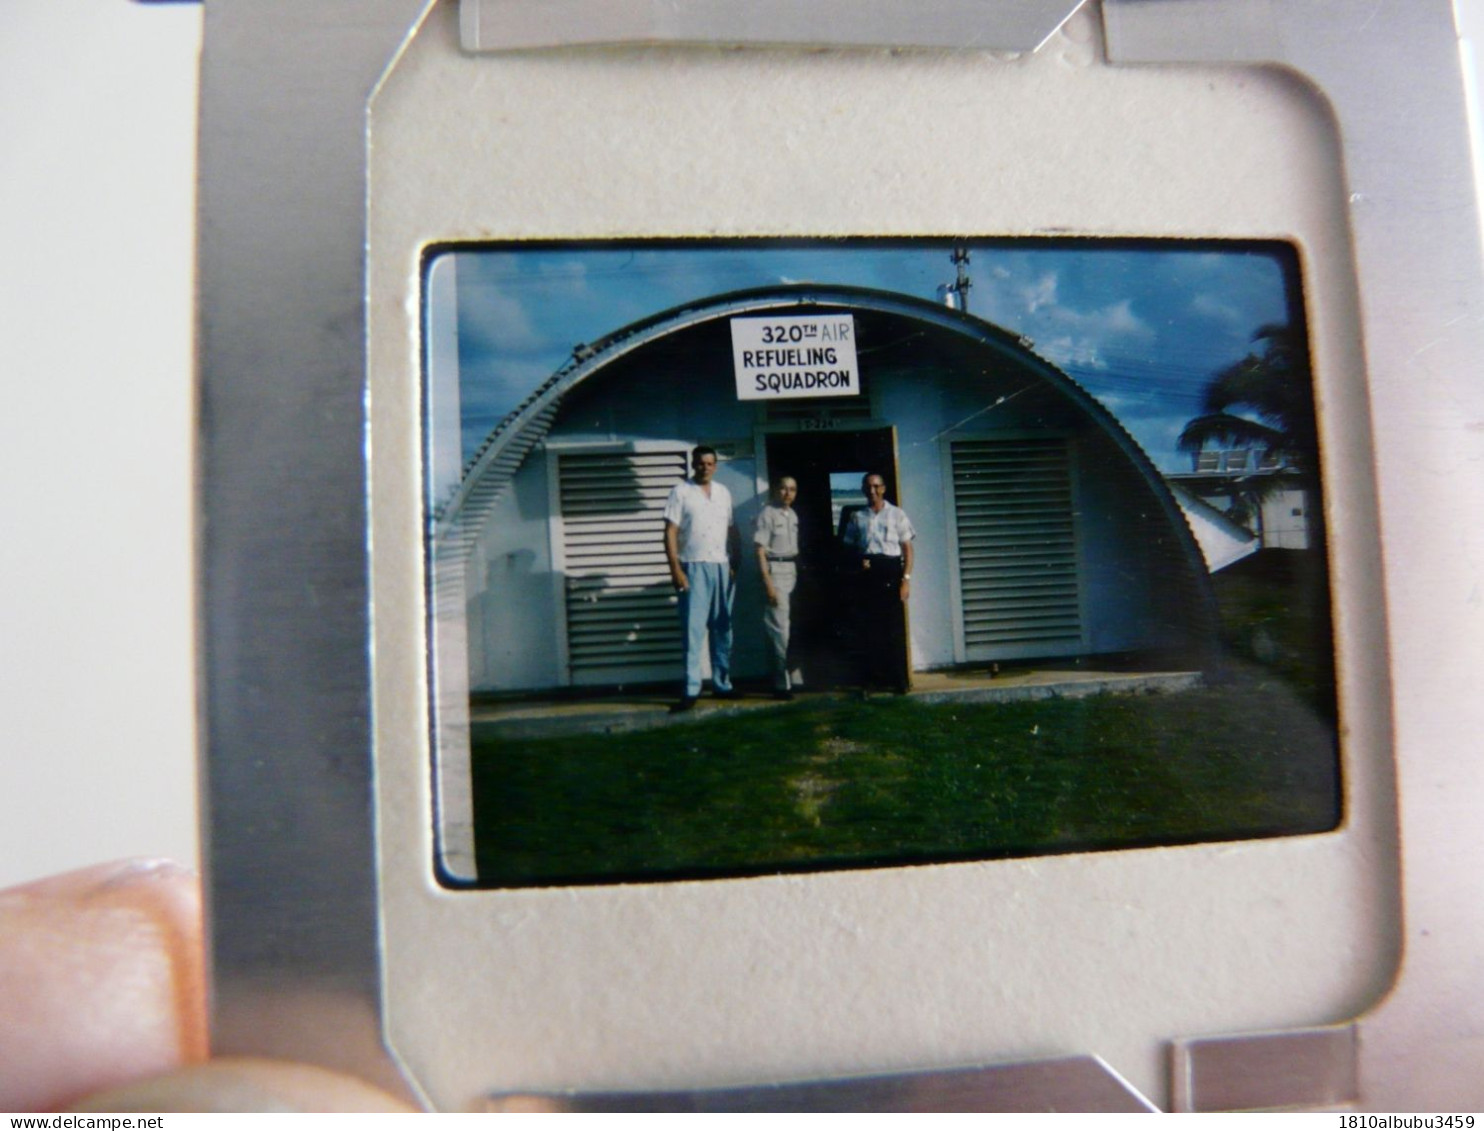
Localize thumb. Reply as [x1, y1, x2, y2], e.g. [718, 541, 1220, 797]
[72, 1058, 414, 1113]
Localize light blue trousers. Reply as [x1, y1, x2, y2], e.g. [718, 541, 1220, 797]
[679, 561, 734, 697]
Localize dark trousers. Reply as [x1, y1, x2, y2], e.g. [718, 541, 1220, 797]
[850, 554, 909, 691]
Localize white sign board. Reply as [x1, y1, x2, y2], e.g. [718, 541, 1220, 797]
[730, 314, 860, 400]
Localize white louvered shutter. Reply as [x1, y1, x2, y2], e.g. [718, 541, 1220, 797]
[951, 437, 1083, 660]
[558, 449, 689, 685]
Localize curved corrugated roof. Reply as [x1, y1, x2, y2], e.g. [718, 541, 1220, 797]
[433, 285, 1210, 616]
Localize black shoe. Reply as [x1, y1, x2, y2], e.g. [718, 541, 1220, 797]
[713, 687, 742, 701]
[772, 689, 794, 701]
[670, 696, 697, 713]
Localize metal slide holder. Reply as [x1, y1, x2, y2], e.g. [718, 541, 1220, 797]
[190, 0, 1484, 1111]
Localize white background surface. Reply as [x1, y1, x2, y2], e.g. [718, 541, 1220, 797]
[1, 0, 199, 888]
[2, 0, 1483, 890]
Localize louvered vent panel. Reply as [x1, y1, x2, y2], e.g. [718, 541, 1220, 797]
[559, 450, 689, 684]
[951, 438, 1083, 660]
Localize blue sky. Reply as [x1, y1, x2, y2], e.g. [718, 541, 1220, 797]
[432, 241, 1297, 474]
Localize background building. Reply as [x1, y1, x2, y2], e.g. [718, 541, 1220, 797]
[1166, 448, 1313, 551]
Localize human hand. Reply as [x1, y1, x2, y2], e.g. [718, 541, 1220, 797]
[0, 861, 411, 1113]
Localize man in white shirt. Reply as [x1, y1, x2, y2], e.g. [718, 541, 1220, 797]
[663, 446, 741, 712]
[841, 472, 915, 693]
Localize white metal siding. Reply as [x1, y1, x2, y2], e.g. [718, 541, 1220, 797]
[950, 438, 1083, 660]
[558, 449, 688, 685]
[763, 399, 875, 424]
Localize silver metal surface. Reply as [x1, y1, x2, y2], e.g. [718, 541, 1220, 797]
[1171, 1026, 1358, 1113]
[460, 0, 1087, 52]
[197, 0, 432, 1101]
[489, 1056, 1157, 1112]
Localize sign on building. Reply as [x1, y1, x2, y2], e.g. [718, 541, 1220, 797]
[730, 314, 860, 400]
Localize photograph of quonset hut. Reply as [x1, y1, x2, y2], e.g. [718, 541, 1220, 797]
[434, 285, 1219, 696]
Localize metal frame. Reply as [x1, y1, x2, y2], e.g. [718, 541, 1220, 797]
[195, 0, 1484, 1110]
[458, 0, 1088, 52]
[196, 0, 434, 1098]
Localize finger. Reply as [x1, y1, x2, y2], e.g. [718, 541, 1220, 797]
[0, 860, 206, 1112]
[72, 1058, 414, 1114]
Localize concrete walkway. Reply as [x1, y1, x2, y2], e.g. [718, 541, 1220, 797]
[470, 668, 1203, 741]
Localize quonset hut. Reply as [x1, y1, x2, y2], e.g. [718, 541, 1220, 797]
[434, 286, 1218, 696]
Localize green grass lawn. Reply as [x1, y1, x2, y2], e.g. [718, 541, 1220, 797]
[471, 676, 1340, 886]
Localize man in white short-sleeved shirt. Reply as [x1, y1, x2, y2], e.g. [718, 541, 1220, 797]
[842, 472, 916, 693]
[663, 446, 740, 711]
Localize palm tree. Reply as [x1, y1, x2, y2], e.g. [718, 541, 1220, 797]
[1177, 323, 1319, 485]
[1178, 323, 1332, 699]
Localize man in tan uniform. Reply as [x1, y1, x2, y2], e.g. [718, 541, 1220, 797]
[754, 475, 800, 700]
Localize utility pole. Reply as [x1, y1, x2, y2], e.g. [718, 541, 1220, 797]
[950, 244, 972, 313]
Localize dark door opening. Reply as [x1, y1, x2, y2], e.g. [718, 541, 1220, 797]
[763, 427, 904, 689]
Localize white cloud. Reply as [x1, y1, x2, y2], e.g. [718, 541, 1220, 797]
[1020, 271, 1058, 313]
[1024, 297, 1155, 371]
[458, 288, 545, 356]
[1036, 335, 1105, 369]
[1189, 290, 1244, 326]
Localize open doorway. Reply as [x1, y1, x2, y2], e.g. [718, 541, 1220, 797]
[763, 427, 905, 689]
